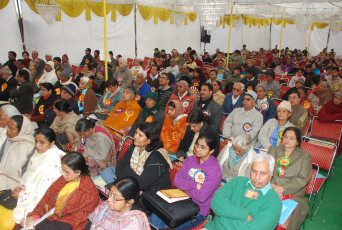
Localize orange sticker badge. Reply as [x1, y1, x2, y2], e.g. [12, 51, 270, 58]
[243, 123, 252, 132]
[172, 132, 179, 140]
[104, 99, 112, 106]
[1, 83, 7, 92]
[145, 116, 154, 122]
[85, 59, 89, 63]
[151, 87, 155, 92]
[55, 88, 61, 95]
[260, 102, 269, 110]
[38, 105, 44, 114]
[124, 109, 134, 121]
[194, 82, 199, 87]
[35, 78, 39, 84]
[135, 95, 141, 101]
[302, 101, 311, 109]
[247, 86, 253, 91]
[79, 94, 85, 102]
[182, 100, 190, 109]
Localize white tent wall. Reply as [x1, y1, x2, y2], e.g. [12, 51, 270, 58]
[242, 24, 270, 51]
[328, 31, 342, 57]
[21, 1, 135, 64]
[136, 12, 201, 59]
[0, 0, 23, 63]
[201, 25, 243, 55]
[270, 22, 330, 57]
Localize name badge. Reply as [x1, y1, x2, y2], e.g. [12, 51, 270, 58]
[245, 189, 259, 200]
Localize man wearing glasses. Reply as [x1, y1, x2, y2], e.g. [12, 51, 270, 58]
[222, 83, 245, 117]
[222, 90, 263, 143]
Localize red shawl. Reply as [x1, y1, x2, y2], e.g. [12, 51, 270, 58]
[28, 175, 100, 230]
[317, 98, 342, 122]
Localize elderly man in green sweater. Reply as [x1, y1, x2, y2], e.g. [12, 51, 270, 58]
[204, 153, 282, 230]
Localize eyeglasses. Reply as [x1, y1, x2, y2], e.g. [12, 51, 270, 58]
[195, 143, 209, 151]
[283, 135, 297, 141]
[233, 88, 241, 92]
[108, 191, 126, 202]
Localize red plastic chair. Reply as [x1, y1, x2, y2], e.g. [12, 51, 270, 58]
[310, 118, 342, 145]
[301, 139, 337, 219]
[219, 141, 228, 152]
[281, 85, 292, 92]
[169, 163, 182, 188]
[71, 65, 78, 74]
[76, 67, 83, 74]
[111, 134, 121, 156]
[189, 220, 208, 230]
[118, 136, 133, 161]
[259, 76, 266, 83]
[220, 117, 226, 133]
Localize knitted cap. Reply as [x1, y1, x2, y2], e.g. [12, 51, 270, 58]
[245, 90, 257, 101]
[46, 61, 54, 69]
[98, 67, 105, 76]
[62, 83, 76, 97]
[295, 79, 305, 85]
[145, 92, 158, 102]
[60, 68, 71, 77]
[170, 58, 176, 63]
[277, 101, 292, 112]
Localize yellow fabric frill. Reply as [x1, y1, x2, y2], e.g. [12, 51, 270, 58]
[0, 0, 10, 10]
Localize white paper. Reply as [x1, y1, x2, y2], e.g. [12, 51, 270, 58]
[22, 207, 56, 230]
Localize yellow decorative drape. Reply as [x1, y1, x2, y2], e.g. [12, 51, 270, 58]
[243, 15, 272, 28]
[24, 0, 133, 22]
[0, 0, 10, 10]
[138, 5, 197, 25]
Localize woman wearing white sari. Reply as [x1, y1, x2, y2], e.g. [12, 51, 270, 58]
[0, 127, 65, 229]
[0, 115, 35, 190]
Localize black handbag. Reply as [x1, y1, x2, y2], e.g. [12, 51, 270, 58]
[0, 189, 17, 210]
[142, 190, 200, 228]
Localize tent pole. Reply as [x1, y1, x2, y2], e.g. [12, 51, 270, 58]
[103, 0, 108, 81]
[278, 13, 284, 58]
[134, 3, 137, 59]
[226, 5, 233, 68]
[307, 25, 313, 58]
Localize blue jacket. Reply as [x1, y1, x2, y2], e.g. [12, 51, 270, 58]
[222, 93, 244, 117]
[256, 97, 277, 124]
[138, 81, 152, 98]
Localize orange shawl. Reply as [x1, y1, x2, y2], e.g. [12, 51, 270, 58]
[160, 115, 187, 154]
[103, 100, 142, 135]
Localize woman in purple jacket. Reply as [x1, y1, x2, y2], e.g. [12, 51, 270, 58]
[149, 132, 222, 229]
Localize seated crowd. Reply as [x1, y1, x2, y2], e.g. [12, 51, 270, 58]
[0, 46, 341, 230]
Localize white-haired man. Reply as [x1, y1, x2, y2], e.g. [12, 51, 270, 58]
[0, 66, 18, 101]
[204, 153, 282, 230]
[114, 58, 133, 88]
[134, 71, 151, 102]
[222, 82, 245, 117]
[217, 133, 257, 183]
[165, 80, 195, 114]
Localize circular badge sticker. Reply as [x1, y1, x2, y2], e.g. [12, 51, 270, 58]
[260, 102, 269, 110]
[85, 59, 89, 63]
[104, 99, 112, 106]
[203, 110, 211, 116]
[118, 78, 122, 82]
[277, 157, 292, 167]
[35, 78, 39, 84]
[194, 170, 207, 184]
[267, 90, 274, 97]
[126, 109, 133, 116]
[182, 100, 190, 109]
[302, 101, 311, 109]
[38, 105, 44, 114]
[194, 82, 199, 87]
[57, 70, 60, 76]
[145, 116, 154, 123]
[79, 94, 85, 102]
[243, 123, 252, 132]
[1, 83, 7, 92]
[172, 132, 179, 140]
[135, 95, 141, 101]
[151, 87, 155, 92]
[278, 130, 284, 139]
[55, 88, 61, 95]
[334, 84, 340, 91]
[247, 86, 253, 91]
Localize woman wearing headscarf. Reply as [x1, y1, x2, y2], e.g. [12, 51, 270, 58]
[75, 118, 116, 177]
[92, 67, 106, 96]
[103, 86, 142, 135]
[74, 63, 94, 87]
[32, 58, 46, 84]
[96, 78, 123, 115]
[160, 100, 187, 158]
[283, 58, 294, 73]
[308, 81, 333, 112]
[317, 91, 342, 122]
[0, 128, 64, 230]
[128, 92, 165, 136]
[0, 115, 35, 190]
[77, 76, 97, 117]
